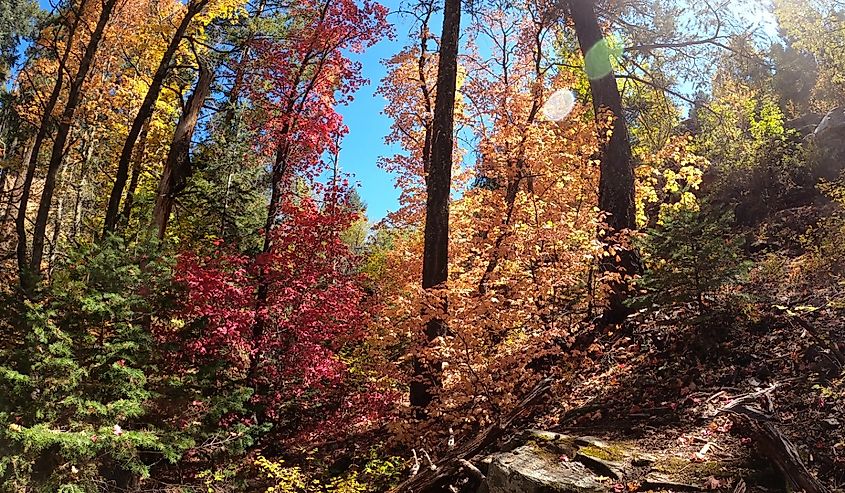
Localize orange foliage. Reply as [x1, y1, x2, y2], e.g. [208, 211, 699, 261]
[373, 0, 604, 449]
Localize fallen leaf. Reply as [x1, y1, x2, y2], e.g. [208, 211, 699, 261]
[705, 476, 721, 490]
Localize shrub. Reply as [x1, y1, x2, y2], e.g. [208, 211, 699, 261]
[633, 205, 752, 315]
[0, 238, 191, 492]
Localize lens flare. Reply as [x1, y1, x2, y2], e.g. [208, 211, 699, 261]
[584, 37, 623, 81]
[541, 89, 576, 122]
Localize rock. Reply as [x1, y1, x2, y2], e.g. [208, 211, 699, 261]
[501, 429, 578, 455]
[486, 444, 609, 493]
[482, 431, 755, 493]
[811, 106, 845, 180]
[631, 453, 658, 467]
[575, 436, 609, 448]
[477, 455, 493, 475]
[573, 436, 627, 479]
[814, 106, 845, 144]
[786, 113, 823, 138]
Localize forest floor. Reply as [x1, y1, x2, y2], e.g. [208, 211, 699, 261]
[521, 222, 845, 492]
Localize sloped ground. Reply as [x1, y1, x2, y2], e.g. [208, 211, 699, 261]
[519, 231, 845, 492]
[391, 202, 844, 493]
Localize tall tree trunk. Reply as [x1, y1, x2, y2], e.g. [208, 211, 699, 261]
[152, 60, 212, 239]
[568, 0, 640, 321]
[16, 0, 88, 286]
[119, 118, 150, 227]
[2, 140, 31, 245]
[28, 0, 119, 287]
[1, 170, 24, 244]
[261, 133, 290, 254]
[411, 0, 461, 414]
[102, 0, 210, 234]
[0, 147, 32, 250]
[47, 161, 67, 278]
[221, 0, 266, 131]
[70, 140, 95, 244]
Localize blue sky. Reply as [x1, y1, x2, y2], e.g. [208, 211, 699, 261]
[336, 2, 414, 221]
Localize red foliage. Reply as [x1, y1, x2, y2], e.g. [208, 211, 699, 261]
[243, 0, 390, 179]
[162, 0, 395, 441]
[168, 193, 389, 433]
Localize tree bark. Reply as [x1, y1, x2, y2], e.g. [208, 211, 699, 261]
[28, 0, 119, 286]
[16, 0, 88, 287]
[102, 0, 210, 234]
[118, 118, 150, 227]
[411, 0, 461, 414]
[70, 138, 95, 243]
[152, 60, 212, 239]
[47, 161, 67, 278]
[1, 170, 23, 239]
[2, 140, 31, 245]
[568, 0, 640, 321]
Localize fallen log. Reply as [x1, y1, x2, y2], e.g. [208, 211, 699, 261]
[389, 377, 553, 493]
[721, 386, 828, 493]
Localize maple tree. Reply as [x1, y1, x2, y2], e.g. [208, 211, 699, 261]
[168, 190, 394, 440]
[240, 0, 388, 254]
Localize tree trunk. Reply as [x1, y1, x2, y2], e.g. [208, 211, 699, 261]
[568, 0, 640, 321]
[411, 0, 461, 414]
[1, 170, 23, 239]
[261, 132, 291, 254]
[102, 0, 210, 234]
[28, 0, 119, 286]
[152, 60, 212, 239]
[119, 118, 150, 227]
[220, 0, 266, 131]
[16, 0, 88, 287]
[47, 161, 67, 278]
[2, 140, 31, 245]
[246, 140, 290, 421]
[69, 133, 95, 244]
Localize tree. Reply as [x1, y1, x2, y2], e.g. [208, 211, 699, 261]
[0, 0, 38, 85]
[26, 0, 121, 291]
[375, 0, 437, 225]
[169, 191, 391, 442]
[411, 0, 462, 414]
[102, 0, 213, 234]
[152, 59, 213, 239]
[15, 0, 90, 289]
[0, 238, 188, 490]
[567, 0, 640, 321]
[242, 0, 387, 255]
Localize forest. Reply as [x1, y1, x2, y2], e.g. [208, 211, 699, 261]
[0, 0, 844, 490]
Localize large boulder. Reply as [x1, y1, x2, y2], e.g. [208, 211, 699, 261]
[811, 106, 845, 180]
[786, 113, 823, 138]
[486, 444, 608, 493]
[480, 431, 761, 493]
[814, 106, 845, 144]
